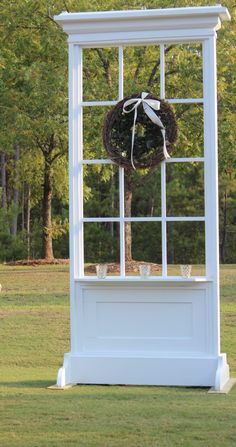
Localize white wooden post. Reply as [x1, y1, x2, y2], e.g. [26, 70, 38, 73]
[203, 36, 220, 356]
[68, 43, 82, 355]
[118, 46, 125, 277]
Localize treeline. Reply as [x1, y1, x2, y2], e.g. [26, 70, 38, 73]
[0, 0, 235, 264]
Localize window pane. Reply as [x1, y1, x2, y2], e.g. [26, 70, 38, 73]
[167, 221, 205, 276]
[165, 43, 203, 99]
[84, 222, 120, 276]
[126, 222, 162, 276]
[170, 103, 204, 157]
[124, 167, 161, 217]
[83, 164, 119, 218]
[123, 45, 160, 96]
[83, 106, 112, 159]
[166, 162, 204, 217]
[83, 48, 118, 101]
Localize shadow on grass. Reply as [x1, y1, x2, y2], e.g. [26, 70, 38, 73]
[0, 380, 55, 389]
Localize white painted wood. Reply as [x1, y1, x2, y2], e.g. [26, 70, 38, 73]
[160, 44, 165, 99]
[209, 375, 235, 393]
[55, 6, 230, 24]
[81, 157, 204, 164]
[118, 46, 124, 100]
[81, 159, 113, 164]
[166, 216, 205, 222]
[55, 6, 230, 48]
[82, 217, 121, 222]
[54, 6, 230, 44]
[203, 37, 220, 356]
[118, 46, 125, 276]
[76, 277, 210, 283]
[56, 281, 229, 387]
[58, 352, 229, 387]
[57, 367, 66, 387]
[68, 44, 83, 353]
[82, 217, 204, 222]
[81, 286, 207, 353]
[168, 98, 204, 104]
[166, 157, 205, 163]
[82, 98, 204, 106]
[82, 100, 117, 106]
[67, 31, 214, 47]
[119, 167, 125, 276]
[161, 161, 167, 277]
[78, 48, 84, 278]
[55, 6, 231, 389]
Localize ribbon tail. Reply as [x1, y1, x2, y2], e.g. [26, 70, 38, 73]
[131, 107, 137, 170]
[161, 129, 170, 159]
[144, 103, 170, 160]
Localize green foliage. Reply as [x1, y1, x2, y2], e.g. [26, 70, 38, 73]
[0, 0, 235, 262]
[84, 164, 119, 217]
[84, 222, 119, 263]
[0, 208, 27, 261]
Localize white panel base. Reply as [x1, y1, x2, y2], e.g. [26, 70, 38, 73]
[56, 281, 230, 390]
[57, 352, 230, 389]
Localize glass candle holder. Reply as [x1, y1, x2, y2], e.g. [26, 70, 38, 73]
[139, 264, 151, 277]
[180, 264, 192, 278]
[96, 264, 107, 279]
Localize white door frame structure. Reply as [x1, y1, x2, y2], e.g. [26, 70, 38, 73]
[54, 5, 231, 390]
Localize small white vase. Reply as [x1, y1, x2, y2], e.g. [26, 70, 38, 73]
[180, 265, 192, 278]
[96, 264, 107, 279]
[139, 264, 151, 277]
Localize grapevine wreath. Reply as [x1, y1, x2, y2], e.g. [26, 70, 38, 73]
[103, 92, 178, 170]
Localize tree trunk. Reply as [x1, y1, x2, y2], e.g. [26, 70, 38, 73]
[42, 157, 54, 260]
[11, 144, 20, 235]
[22, 182, 25, 232]
[1, 151, 7, 209]
[26, 184, 31, 260]
[124, 181, 133, 262]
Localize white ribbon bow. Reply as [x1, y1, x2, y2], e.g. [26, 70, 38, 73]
[123, 92, 170, 170]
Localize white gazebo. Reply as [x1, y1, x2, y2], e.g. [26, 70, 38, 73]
[54, 5, 231, 390]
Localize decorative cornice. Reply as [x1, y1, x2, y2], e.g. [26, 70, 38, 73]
[54, 5, 230, 45]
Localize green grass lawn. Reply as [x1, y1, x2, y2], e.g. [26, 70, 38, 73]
[0, 264, 236, 447]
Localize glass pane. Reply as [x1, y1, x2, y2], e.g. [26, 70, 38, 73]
[167, 221, 205, 276]
[83, 106, 112, 159]
[170, 103, 204, 157]
[83, 48, 118, 101]
[123, 45, 160, 96]
[124, 167, 161, 217]
[83, 164, 119, 218]
[166, 162, 204, 217]
[165, 43, 203, 98]
[125, 222, 162, 276]
[84, 222, 120, 276]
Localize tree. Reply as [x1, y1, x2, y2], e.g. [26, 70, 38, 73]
[0, 0, 235, 264]
[0, 0, 69, 259]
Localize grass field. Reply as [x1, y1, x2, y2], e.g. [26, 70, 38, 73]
[0, 264, 236, 447]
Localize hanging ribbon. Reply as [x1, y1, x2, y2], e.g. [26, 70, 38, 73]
[123, 92, 170, 170]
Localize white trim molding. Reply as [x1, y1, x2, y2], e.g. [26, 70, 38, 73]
[54, 6, 230, 46]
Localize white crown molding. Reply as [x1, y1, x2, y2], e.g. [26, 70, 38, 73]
[54, 5, 230, 45]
